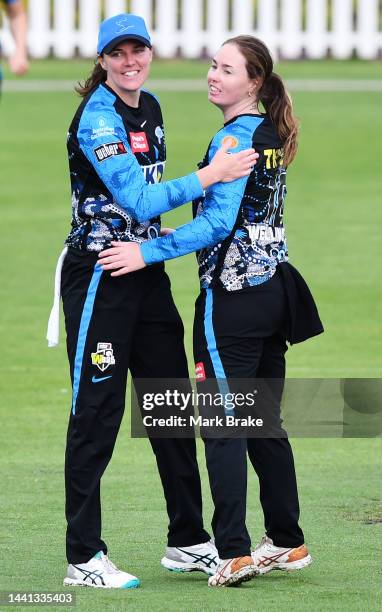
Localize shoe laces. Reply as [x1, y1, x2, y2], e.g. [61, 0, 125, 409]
[100, 553, 119, 574]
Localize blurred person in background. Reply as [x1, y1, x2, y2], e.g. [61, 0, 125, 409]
[100, 35, 323, 588]
[49, 14, 257, 590]
[1, 0, 29, 78]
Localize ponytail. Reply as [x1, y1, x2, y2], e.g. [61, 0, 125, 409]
[224, 35, 299, 166]
[75, 61, 107, 97]
[259, 73, 299, 166]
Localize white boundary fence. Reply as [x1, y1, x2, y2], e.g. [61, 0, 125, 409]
[1, 0, 382, 60]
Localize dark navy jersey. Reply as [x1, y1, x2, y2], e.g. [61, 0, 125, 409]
[65, 82, 203, 252]
[141, 113, 288, 291]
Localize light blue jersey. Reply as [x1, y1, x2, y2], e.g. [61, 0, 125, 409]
[141, 113, 288, 290]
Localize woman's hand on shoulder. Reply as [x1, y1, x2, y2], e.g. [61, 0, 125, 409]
[196, 140, 258, 189]
[211, 139, 258, 183]
[160, 227, 175, 236]
[98, 241, 146, 276]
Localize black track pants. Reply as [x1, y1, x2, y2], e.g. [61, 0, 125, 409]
[193, 269, 304, 559]
[62, 248, 209, 563]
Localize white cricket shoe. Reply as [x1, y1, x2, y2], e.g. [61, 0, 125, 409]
[252, 535, 312, 574]
[161, 539, 219, 576]
[63, 551, 140, 589]
[208, 556, 258, 587]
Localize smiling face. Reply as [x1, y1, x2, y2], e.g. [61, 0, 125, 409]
[207, 43, 260, 121]
[100, 40, 153, 106]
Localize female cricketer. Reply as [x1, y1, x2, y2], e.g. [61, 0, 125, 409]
[100, 35, 323, 588]
[55, 14, 257, 589]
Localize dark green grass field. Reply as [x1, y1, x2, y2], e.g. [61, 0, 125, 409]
[1, 60, 381, 611]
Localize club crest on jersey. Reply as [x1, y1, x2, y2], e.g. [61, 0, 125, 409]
[221, 135, 239, 149]
[94, 141, 127, 162]
[91, 342, 116, 372]
[195, 362, 206, 381]
[130, 131, 149, 153]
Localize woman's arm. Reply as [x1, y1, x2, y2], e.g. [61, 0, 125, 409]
[78, 105, 257, 223]
[98, 175, 248, 275]
[6, 0, 29, 75]
[98, 117, 263, 275]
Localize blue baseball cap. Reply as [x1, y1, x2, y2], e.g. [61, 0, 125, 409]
[97, 14, 152, 55]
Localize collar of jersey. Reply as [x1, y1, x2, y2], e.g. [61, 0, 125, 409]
[100, 82, 143, 112]
[223, 112, 267, 127]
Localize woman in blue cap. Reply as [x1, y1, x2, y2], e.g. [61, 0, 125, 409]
[55, 13, 257, 589]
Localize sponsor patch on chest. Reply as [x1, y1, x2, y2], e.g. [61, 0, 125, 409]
[142, 161, 166, 184]
[94, 141, 127, 162]
[221, 135, 239, 149]
[130, 131, 150, 153]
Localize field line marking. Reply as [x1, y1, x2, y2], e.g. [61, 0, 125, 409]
[4, 78, 382, 93]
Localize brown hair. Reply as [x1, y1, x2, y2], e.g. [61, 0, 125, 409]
[223, 35, 299, 166]
[75, 60, 107, 97]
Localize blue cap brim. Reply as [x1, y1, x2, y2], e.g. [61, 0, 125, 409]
[101, 35, 152, 55]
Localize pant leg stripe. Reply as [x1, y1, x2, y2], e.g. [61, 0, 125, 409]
[203, 289, 233, 416]
[71, 263, 103, 415]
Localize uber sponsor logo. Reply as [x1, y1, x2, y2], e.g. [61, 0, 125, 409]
[142, 161, 166, 184]
[130, 131, 149, 153]
[94, 141, 127, 162]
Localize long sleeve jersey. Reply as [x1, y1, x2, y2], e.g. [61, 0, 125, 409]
[141, 113, 288, 291]
[65, 82, 203, 252]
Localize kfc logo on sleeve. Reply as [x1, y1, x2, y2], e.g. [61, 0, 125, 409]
[129, 132, 149, 153]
